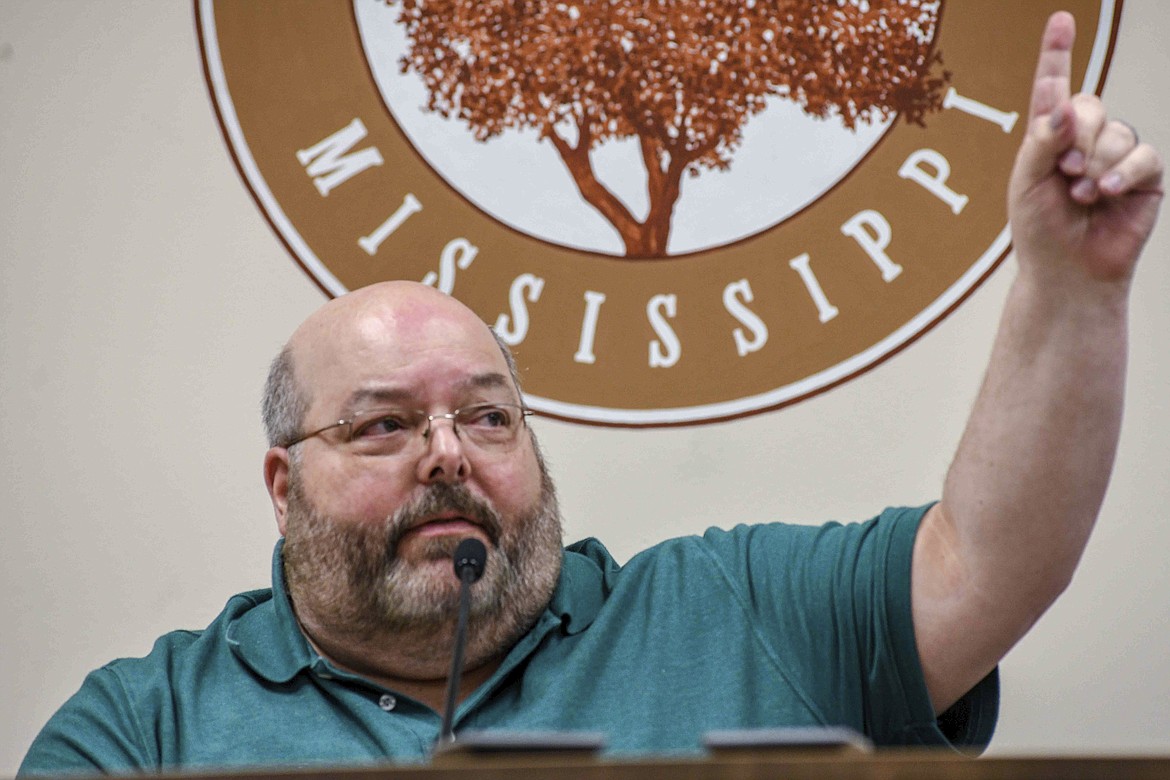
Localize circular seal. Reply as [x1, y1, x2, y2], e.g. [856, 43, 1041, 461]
[197, 0, 1122, 426]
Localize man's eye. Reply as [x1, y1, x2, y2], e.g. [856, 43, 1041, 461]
[354, 414, 411, 438]
[466, 406, 511, 428]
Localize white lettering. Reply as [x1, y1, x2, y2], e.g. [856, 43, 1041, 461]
[296, 118, 384, 196]
[422, 238, 478, 294]
[647, 294, 681, 368]
[494, 274, 546, 346]
[942, 87, 1018, 133]
[841, 210, 902, 282]
[573, 291, 607, 365]
[358, 193, 423, 255]
[788, 253, 839, 323]
[898, 149, 969, 215]
[722, 279, 769, 356]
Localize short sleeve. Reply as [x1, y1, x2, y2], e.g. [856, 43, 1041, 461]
[696, 504, 998, 751]
[19, 665, 151, 776]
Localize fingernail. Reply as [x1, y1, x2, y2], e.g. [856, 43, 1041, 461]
[1101, 172, 1123, 194]
[1061, 150, 1086, 174]
[1071, 178, 1097, 201]
[1049, 107, 1067, 131]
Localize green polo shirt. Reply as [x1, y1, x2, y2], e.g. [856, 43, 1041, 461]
[20, 504, 997, 775]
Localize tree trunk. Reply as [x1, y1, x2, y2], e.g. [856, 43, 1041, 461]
[547, 124, 686, 259]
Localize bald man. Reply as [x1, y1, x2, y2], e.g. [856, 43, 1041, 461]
[21, 12, 1163, 776]
[264, 282, 563, 712]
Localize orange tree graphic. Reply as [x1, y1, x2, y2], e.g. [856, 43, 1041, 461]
[387, 0, 948, 258]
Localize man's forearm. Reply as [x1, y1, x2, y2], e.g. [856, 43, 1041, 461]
[913, 265, 1129, 713]
[942, 265, 1128, 615]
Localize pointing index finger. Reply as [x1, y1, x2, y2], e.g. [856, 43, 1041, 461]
[1028, 11, 1075, 126]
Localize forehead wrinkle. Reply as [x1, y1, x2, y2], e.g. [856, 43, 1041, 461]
[341, 372, 515, 416]
[462, 372, 513, 395]
[341, 386, 415, 415]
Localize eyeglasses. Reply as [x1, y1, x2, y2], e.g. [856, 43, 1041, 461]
[281, 403, 533, 456]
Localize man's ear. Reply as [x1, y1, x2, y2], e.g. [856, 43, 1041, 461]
[264, 447, 291, 536]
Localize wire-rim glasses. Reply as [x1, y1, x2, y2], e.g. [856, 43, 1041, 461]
[281, 403, 533, 456]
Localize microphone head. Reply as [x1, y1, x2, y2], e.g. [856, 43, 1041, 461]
[452, 537, 487, 583]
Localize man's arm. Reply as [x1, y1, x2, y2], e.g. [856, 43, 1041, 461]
[20, 667, 152, 776]
[911, 11, 1164, 713]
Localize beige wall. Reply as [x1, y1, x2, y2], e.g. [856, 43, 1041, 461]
[2, 2, 1168, 774]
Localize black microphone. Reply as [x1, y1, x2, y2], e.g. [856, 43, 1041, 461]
[437, 538, 487, 748]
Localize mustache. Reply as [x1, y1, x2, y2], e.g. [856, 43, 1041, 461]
[385, 483, 503, 552]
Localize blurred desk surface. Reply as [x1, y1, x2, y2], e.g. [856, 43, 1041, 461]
[135, 750, 1170, 780]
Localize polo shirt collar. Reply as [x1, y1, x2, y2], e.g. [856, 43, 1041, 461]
[546, 538, 614, 635]
[225, 539, 315, 684]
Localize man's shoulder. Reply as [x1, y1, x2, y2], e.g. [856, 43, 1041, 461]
[563, 521, 814, 564]
[557, 521, 828, 602]
[85, 587, 276, 695]
[19, 587, 279, 776]
[561, 505, 931, 596]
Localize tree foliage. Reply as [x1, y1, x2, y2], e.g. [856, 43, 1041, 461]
[387, 0, 949, 257]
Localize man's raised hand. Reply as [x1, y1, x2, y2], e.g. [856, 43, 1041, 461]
[1008, 11, 1162, 285]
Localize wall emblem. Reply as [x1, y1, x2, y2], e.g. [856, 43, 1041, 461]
[198, 0, 1121, 426]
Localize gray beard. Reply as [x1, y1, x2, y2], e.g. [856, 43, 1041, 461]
[282, 461, 564, 665]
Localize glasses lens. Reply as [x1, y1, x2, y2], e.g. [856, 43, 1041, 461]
[455, 404, 522, 447]
[347, 409, 424, 454]
[337, 405, 526, 455]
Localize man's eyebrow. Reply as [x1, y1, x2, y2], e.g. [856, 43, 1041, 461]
[341, 373, 515, 414]
[459, 372, 513, 394]
[341, 387, 414, 415]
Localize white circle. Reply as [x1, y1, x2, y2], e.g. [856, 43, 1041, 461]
[354, 0, 892, 256]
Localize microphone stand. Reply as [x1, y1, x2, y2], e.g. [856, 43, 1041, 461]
[436, 538, 486, 749]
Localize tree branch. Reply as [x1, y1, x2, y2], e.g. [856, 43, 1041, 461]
[547, 120, 644, 254]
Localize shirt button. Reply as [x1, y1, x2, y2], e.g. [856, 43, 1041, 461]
[378, 694, 397, 712]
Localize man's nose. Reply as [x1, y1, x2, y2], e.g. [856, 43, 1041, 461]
[415, 417, 470, 484]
